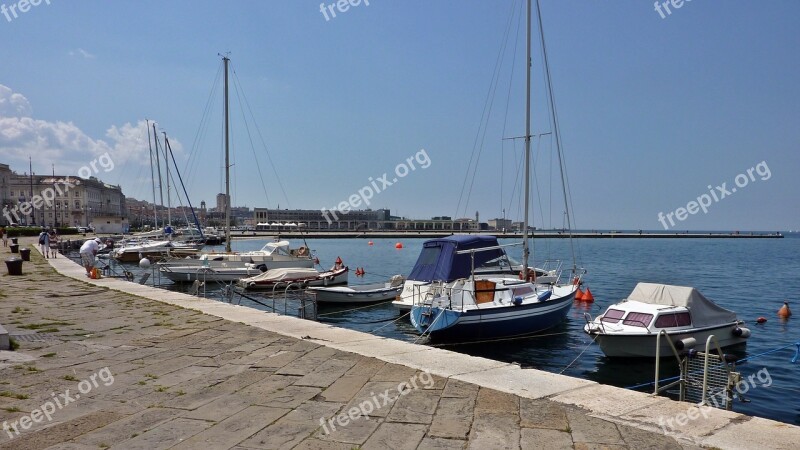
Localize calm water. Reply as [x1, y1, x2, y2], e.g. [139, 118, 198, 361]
[103, 234, 800, 425]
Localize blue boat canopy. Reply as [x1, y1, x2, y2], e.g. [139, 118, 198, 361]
[407, 235, 507, 282]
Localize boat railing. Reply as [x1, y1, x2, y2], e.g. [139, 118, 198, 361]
[654, 329, 685, 397]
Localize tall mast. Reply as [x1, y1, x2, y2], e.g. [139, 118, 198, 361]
[223, 55, 232, 253]
[522, 0, 532, 279]
[153, 122, 165, 230]
[146, 120, 159, 228]
[162, 131, 172, 226]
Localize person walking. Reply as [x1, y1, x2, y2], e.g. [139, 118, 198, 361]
[48, 229, 59, 258]
[38, 228, 50, 258]
[79, 237, 102, 276]
[0, 227, 6, 247]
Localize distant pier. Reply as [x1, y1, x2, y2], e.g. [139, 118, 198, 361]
[229, 230, 785, 240]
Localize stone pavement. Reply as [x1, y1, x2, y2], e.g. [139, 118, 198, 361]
[0, 238, 797, 449]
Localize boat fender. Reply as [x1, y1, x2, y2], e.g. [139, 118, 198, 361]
[733, 327, 751, 338]
[513, 296, 523, 306]
[537, 291, 552, 301]
[675, 337, 696, 350]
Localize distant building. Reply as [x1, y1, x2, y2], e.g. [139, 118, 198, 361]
[3, 164, 125, 228]
[0, 164, 11, 225]
[253, 208, 391, 230]
[216, 193, 229, 212]
[488, 218, 512, 231]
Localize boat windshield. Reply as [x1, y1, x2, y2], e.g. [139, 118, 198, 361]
[622, 312, 654, 328]
[654, 312, 692, 328]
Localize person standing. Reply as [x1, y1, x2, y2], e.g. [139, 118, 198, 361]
[38, 229, 50, 258]
[0, 227, 6, 247]
[48, 229, 59, 258]
[79, 237, 102, 276]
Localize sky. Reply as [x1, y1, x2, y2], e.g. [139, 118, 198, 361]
[1, 0, 798, 231]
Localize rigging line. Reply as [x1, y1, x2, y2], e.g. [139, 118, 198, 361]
[500, 0, 525, 217]
[316, 301, 395, 317]
[370, 311, 411, 333]
[454, 0, 518, 219]
[462, 0, 518, 218]
[536, 0, 578, 268]
[231, 66, 292, 210]
[229, 68, 272, 207]
[559, 333, 599, 374]
[185, 63, 223, 184]
[431, 329, 571, 347]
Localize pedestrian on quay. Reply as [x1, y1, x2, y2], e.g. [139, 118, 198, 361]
[38, 228, 50, 258]
[0, 226, 6, 247]
[48, 229, 59, 258]
[79, 237, 103, 277]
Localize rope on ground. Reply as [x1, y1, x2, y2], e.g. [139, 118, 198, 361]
[559, 333, 599, 374]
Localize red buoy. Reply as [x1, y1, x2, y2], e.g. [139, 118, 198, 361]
[582, 288, 595, 303]
[756, 317, 767, 324]
[395, 242, 403, 249]
[575, 288, 584, 301]
[368, 241, 374, 246]
[778, 301, 792, 318]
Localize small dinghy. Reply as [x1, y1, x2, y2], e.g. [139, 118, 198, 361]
[237, 266, 348, 290]
[309, 275, 405, 304]
[584, 283, 751, 358]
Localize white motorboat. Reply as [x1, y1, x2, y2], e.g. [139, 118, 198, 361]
[158, 262, 267, 283]
[110, 239, 175, 262]
[583, 283, 751, 358]
[309, 275, 404, 304]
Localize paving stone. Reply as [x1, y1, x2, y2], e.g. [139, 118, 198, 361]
[250, 385, 321, 409]
[430, 397, 475, 439]
[467, 412, 520, 450]
[419, 436, 468, 450]
[316, 413, 381, 445]
[566, 407, 625, 446]
[343, 381, 403, 418]
[521, 428, 573, 450]
[363, 422, 427, 450]
[181, 393, 252, 422]
[617, 423, 683, 450]
[319, 374, 370, 403]
[294, 357, 358, 388]
[0, 410, 125, 450]
[289, 439, 353, 450]
[106, 417, 210, 449]
[371, 362, 421, 382]
[239, 401, 342, 450]
[171, 405, 290, 449]
[386, 387, 440, 424]
[519, 398, 569, 430]
[73, 407, 179, 447]
[474, 387, 519, 415]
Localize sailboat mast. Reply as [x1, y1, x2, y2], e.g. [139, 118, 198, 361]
[162, 131, 172, 226]
[522, 0, 532, 279]
[223, 55, 232, 253]
[146, 120, 159, 229]
[153, 122, 165, 231]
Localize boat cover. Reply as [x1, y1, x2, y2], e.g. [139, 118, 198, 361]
[626, 283, 738, 328]
[407, 235, 506, 282]
[243, 267, 320, 283]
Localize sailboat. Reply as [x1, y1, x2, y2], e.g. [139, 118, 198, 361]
[156, 56, 313, 282]
[410, 0, 581, 341]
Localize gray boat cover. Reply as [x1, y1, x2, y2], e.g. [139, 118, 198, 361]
[626, 283, 738, 328]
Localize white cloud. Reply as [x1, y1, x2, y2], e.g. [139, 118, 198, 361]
[0, 84, 183, 186]
[0, 84, 33, 117]
[69, 48, 96, 59]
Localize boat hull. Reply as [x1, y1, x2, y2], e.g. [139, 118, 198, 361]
[590, 324, 748, 358]
[159, 266, 265, 283]
[310, 285, 401, 304]
[242, 269, 349, 290]
[410, 290, 575, 341]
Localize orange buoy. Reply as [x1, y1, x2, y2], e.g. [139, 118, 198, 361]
[778, 301, 792, 318]
[395, 242, 403, 249]
[575, 288, 584, 301]
[368, 241, 374, 246]
[756, 317, 767, 324]
[582, 288, 595, 303]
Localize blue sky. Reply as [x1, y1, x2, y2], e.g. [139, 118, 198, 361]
[1, 0, 798, 231]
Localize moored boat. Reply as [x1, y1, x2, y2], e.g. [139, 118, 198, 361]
[583, 283, 751, 358]
[309, 275, 404, 304]
[237, 265, 349, 290]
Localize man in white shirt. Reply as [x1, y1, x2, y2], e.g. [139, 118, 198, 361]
[79, 238, 103, 276]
